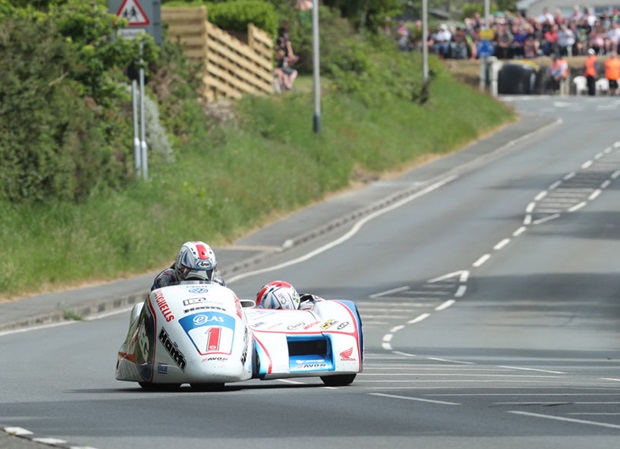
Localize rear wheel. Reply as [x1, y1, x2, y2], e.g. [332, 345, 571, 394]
[139, 382, 181, 391]
[320, 374, 356, 387]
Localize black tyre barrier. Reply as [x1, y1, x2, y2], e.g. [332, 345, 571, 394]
[497, 63, 540, 95]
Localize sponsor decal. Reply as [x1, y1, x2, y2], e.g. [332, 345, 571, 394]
[188, 286, 209, 294]
[183, 305, 225, 314]
[287, 322, 305, 331]
[251, 321, 266, 328]
[337, 321, 350, 330]
[339, 347, 356, 362]
[234, 294, 243, 319]
[203, 356, 229, 362]
[240, 327, 249, 364]
[303, 321, 321, 330]
[205, 327, 222, 351]
[158, 327, 187, 371]
[192, 314, 225, 326]
[320, 319, 337, 330]
[136, 305, 155, 381]
[298, 363, 328, 370]
[183, 297, 209, 306]
[157, 363, 168, 374]
[154, 290, 175, 322]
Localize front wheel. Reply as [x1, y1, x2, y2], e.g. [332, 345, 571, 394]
[139, 382, 181, 392]
[320, 374, 356, 387]
[190, 383, 225, 392]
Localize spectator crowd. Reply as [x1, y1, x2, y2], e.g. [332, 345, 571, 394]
[390, 5, 620, 60]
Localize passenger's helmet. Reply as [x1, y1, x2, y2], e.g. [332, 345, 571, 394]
[256, 281, 300, 310]
[175, 241, 217, 282]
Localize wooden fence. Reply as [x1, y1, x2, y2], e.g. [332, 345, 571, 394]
[161, 6, 274, 101]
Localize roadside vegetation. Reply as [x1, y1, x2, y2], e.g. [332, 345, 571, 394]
[0, 0, 516, 300]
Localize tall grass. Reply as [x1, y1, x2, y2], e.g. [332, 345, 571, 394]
[0, 73, 515, 300]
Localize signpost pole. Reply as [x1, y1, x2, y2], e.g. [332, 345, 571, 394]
[132, 79, 141, 177]
[139, 42, 148, 180]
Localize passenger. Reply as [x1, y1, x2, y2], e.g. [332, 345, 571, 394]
[151, 241, 225, 291]
[255, 280, 324, 310]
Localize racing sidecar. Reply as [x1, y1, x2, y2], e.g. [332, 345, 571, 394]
[115, 282, 363, 390]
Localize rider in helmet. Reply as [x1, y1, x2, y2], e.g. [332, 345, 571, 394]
[255, 280, 324, 310]
[151, 241, 226, 291]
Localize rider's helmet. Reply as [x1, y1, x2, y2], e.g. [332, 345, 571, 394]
[175, 241, 217, 282]
[256, 281, 301, 310]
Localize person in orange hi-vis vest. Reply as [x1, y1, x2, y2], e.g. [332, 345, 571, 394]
[584, 48, 599, 96]
[605, 52, 620, 95]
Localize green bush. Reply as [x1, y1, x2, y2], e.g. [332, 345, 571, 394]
[206, 1, 278, 36]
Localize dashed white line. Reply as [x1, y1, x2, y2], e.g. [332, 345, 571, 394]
[612, 170, 620, 179]
[508, 411, 620, 430]
[455, 285, 467, 297]
[581, 160, 593, 169]
[588, 189, 602, 200]
[390, 325, 405, 333]
[532, 213, 560, 225]
[513, 226, 527, 236]
[526, 202, 536, 213]
[435, 299, 455, 311]
[534, 191, 548, 201]
[473, 254, 491, 267]
[523, 214, 532, 225]
[407, 313, 430, 324]
[383, 334, 393, 342]
[601, 179, 611, 189]
[549, 180, 562, 190]
[564, 172, 576, 180]
[568, 201, 587, 212]
[494, 238, 511, 250]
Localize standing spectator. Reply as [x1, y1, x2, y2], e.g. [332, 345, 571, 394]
[396, 20, 409, 51]
[546, 54, 568, 94]
[607, 22, 620, 54]
[542, 23, 559, 56]
[557, 24, 575, 56]
[432, 24, 452, 58]
[585, 48, 599, 95]
[605, 51, 620, 95]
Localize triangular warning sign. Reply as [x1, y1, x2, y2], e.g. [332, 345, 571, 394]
[116, 0, 150, 26]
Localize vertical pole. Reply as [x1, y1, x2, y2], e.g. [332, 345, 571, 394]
[132, 79, 141, 178]
[422, 0, 428, 81]
[139, 42, 148, 180]
[312, 0, 321, 134]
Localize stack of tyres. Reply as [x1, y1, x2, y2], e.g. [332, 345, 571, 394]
[497, 62, 540, 95]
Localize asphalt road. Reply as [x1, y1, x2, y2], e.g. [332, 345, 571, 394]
[2, 96, 620, 449]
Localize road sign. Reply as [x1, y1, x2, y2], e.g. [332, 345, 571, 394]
[109, 0, 162, 46]
[117, 0, 149, 26]
[477, 40, 494, 59]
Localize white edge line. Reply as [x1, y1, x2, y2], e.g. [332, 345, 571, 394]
[601, 378, 620, 382]
[498, 365, 565, 374]
[532, 213, 560, 225]
[369, 286, 409, 298]
[508, 411, 620, 430]
[428, 271, 465, 283]
[228, 176, 457, 283]
[4, 427, 34, 436]
[369, 392, 460, 406]
[390, 325, 405, 333]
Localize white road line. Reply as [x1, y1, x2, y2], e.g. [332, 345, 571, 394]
[564, 172, 576, 180]
[535, 191, 548, 201]
[532, 214, 560, 225]
[390, 325, 405, 333]
[455, 285, 467, 297]
[407, 313, 430, 324]
[369, 286, 409, 298]
[383, 334, 393, 342]
[498, 365, 565, 374]
[425, 357, 475, 365]
[588, 189, 602, 200]
[228, 176, 457, 283]
[601, 179, 611, 189]
[523, 214, 532, 225]
[508, 411, 620, 430]
[568, 201, 587, 212]
[526, 202, 536, 213]
[601, 378, 620, 382]
[382, 342, 392, 350]
[428, 270, 467, 283]
[370, 393, 460, 405]
[581, 160, 593, 169]
[594, 152, 604, 159]
[473, 254, 491, 267]
[568, 413, 620, 416]
[513, 226, 527, 236]
[4, 427, 33, 436]
[435, 299, 455, 311]
[613, 170, 620, 179]
[494, 238, 510, 250]
[549, 180, 562, 190]
[0, 320, 75, 337]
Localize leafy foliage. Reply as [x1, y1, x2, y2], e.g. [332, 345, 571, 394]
[206, 1, 279, 36]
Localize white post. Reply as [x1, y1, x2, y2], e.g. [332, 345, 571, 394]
[132, 79, 141, 177]
[422, 0, 428, 81]
[139, 42, 148, 180]
[312, 0, 321, 134]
